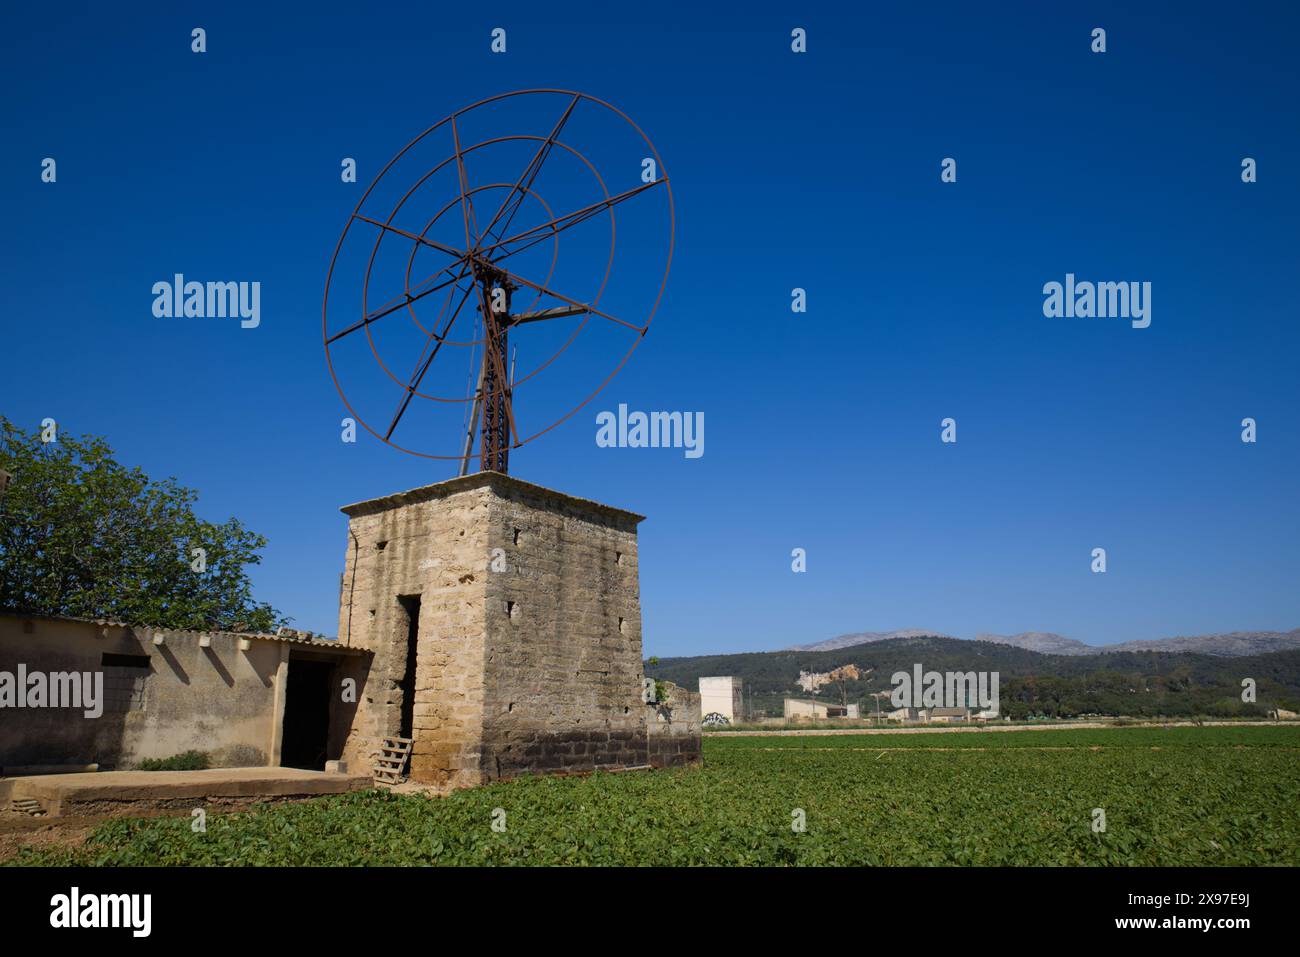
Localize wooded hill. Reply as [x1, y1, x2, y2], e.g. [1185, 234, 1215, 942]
[645, 635, 1300, 718]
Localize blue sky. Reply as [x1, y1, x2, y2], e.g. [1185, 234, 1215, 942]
[4, 2, 1297, 655]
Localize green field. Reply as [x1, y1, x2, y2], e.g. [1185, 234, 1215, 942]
[11, 726, 1300, 866]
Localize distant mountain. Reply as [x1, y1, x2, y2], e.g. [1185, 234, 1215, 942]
[786, 629, 953, 651]
[1105, 629, 1300, 657]
[645, 634, 1300, 719]
[975, 632, 1096, 655]
[786, 628, 1300, 658]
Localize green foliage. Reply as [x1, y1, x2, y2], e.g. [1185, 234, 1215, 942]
[709, 725, 1297, 750]
[0, 417, 285, 632]
[645, 636, 1300, 719]
[11, 726, 1300, 866]
[136, 750, 210, 771]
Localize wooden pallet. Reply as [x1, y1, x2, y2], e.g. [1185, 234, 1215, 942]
[373, 736, 413, 785]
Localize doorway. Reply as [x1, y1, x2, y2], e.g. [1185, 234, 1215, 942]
[397, 594, 422, 743]
[281, 657, 334, 770]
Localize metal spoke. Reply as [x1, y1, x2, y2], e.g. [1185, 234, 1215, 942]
[476, 93, 582, 249]
[353, 214, 466, 260]
[343, 227, 548, 347]
[489, 263, 644, 333]
[384, 278, 477, 440]
[326, 256, 470, 345]
[351, 180, 661, 328]
[450, 115, 481, 253]
[480, 179, 664, 260]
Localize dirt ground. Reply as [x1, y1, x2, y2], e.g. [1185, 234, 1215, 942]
[0, 806, 181, 863]
[0, 795, 336, 864]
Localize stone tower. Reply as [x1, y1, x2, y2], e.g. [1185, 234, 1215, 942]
[335, 471, 671, 789]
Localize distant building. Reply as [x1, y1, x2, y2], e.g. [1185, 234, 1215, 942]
[699, 676, 744, 723]
[928, 707, 971, 723]
[886, 706, 970, 723]
[784, 698, 859, 720]
[887, 707, 926, 723]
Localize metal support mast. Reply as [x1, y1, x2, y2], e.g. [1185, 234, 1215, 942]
[477, 266, 514, 473]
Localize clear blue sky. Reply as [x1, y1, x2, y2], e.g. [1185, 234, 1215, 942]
[4, 2, 1297, 655]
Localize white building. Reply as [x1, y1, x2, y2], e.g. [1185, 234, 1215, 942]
[784, 698, 860, 720]
[887, 707, 926, 722]
[928, 707, 970, 723]
[698, 676, 744, 723]
[886, 706, 970, 723]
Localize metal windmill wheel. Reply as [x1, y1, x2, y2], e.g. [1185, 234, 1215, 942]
[322, 89, 674, 473]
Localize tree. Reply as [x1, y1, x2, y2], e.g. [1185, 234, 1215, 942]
[0, 417, 286, 632]
[831, 675, 849, 707]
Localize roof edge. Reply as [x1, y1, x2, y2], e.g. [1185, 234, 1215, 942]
[339, 470, 646, 524]
[0, 610, 368, 654]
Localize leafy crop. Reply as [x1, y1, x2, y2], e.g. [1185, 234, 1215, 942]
[10, 727, 1299, 866]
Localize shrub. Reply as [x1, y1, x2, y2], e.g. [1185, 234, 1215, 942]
[136, 750, 210, 771]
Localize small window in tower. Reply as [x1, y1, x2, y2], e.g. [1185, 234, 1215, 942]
[376, 540, 388, 551]
[513, 527, 522, 545]
[506, 600, 518, 619]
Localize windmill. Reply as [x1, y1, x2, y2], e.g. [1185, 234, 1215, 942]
[323, 89, 674, 474]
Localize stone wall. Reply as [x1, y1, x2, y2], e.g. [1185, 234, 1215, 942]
[480, 478, 646, 779]
[337, 472, 677, 788]
[647, 680, 703, 768]
[0, 614, 364, 771]
[337, 482, 492, 789]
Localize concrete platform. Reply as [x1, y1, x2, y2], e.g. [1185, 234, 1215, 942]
[0, 767, 372, 817]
